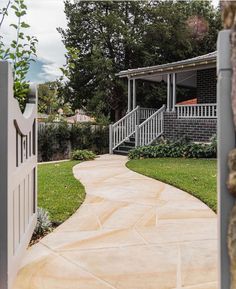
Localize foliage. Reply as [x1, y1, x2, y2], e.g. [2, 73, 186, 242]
[38, 81, 72, 116]
[38, 161, 85, 222]
[0, 0, 38, 110]
[71, 149, 96, 161]
[38, 122, 71, 162]
[128, 137, 217, 160]
[70, 123, 109, 154]
[34, 207, 52, 236]
[58, 0, 221, 121]
[38, 122, 109, 162]
[127, 158, 217, 212]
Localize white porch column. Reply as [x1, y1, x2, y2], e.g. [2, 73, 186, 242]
[127, 77, 131, 112]
[132, 79, 136, 109]
[167, 74, 171, 112]
[172, 73, 176, 111]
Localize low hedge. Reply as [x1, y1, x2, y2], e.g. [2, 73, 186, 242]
[128, 137, 216, 160]
[71, 149, 96, 161]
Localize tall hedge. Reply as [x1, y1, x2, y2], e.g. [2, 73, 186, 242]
[38, 122, 109, 162]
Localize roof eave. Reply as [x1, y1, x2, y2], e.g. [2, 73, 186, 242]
[116, 58, 216, 79]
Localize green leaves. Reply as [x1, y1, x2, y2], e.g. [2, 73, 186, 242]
[0, 0, 38, 110]
[21, 21, 30, 28]
[128, 137, 217, 160]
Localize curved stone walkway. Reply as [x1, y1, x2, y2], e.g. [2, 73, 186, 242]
[14, 154, 217, 289]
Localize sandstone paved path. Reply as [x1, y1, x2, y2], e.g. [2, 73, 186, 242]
[14, 154, 217, 289]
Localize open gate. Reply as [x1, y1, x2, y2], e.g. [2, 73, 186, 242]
[0, 61, 37, 289]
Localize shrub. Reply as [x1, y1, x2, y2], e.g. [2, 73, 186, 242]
[38, 124, 57, 161]
[128, 138, 217, 160]
[34, 207, 52, 236]
[71, 149, 96, 161]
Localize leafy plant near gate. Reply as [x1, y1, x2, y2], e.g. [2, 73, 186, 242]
[128, 136, 217, 160]
[71, 149, 96, 161]
[34, 207, 52, 236]
[0, 0, 38, 109]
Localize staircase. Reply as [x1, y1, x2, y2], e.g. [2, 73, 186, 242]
[109, 106, 165, 155]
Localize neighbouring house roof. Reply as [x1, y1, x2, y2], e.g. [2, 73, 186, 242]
[66, 109, 95, 124]
[177, 98, 197, 105]
[38, 113, 49, 122]
[116, 51, 217, 79]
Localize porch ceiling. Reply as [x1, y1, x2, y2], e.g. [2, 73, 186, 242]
[140, 70, 197, 87]
[117, 51, 216, 81]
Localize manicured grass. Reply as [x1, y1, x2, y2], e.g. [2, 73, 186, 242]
[38, 161, 85, 223]
[127, 158, 217, 212]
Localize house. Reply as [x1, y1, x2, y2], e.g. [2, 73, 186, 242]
[109, 51, 217, 154]
[66, 109, 95, 124]
[37, 112, 49, 122]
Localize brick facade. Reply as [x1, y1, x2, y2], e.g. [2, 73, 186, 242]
[163, 111, 217, 142]
[197, 68, 217, 104]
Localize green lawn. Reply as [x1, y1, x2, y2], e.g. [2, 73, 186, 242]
[38, 161, 85, 223]
[127, 158, 217, 212]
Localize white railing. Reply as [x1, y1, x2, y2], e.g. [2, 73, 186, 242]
[109, 106, 140, 152]
[175, 103, 217, 119]
[140, 107, 158, 120]
[135, 105, 165, 147]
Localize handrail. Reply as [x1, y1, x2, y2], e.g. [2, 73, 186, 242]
[135, 105, 165, 147]
[175, 103, 217, 118]
[109, 106, 140, 152]
[175, 103, 217, 107]
[113, 106, 139, 127]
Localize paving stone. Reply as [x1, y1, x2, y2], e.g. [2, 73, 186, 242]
[13, 155, 217, 289]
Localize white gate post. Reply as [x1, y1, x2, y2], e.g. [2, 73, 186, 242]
[217, 30, 235, 289]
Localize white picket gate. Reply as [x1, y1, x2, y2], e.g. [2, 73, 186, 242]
[0, 61, 37, 289]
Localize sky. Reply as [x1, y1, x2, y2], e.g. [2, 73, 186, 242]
[1, 0, 67, 83]
[1, 0, 220, 84]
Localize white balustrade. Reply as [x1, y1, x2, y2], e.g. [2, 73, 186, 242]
[135, 105, 165, 147]
[109, 107, 161, 153]
[140, 107, 158, 120]
[175, 103, 217, 119]
[109, 106, 140, 152]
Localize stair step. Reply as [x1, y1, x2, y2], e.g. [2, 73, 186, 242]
[113, 150, 128, 155]
[117, 145, 134, 152]
[123, 140, 135, 147]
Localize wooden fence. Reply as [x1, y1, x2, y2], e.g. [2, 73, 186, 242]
[0, 61, 37, 289]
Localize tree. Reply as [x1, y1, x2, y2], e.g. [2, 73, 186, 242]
[0, 0, 38, 109]
[38, 82, 59, 115]
[38, 81, 72, 116]
[59, 0, 221, 121]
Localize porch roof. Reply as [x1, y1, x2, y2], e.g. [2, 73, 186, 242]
[117, 51, 216, 80]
